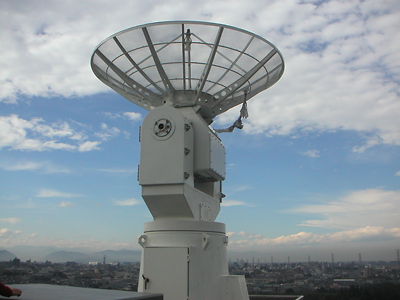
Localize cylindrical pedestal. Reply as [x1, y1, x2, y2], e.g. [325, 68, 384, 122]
[137, 220, 248, 300]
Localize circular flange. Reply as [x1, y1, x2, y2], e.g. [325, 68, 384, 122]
[150, 115, 175, 140]
[154, 118, 172, 137]
[144, 220, 226, 233]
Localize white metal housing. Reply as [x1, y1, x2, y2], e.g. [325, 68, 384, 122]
[138, 220, 248, 300]
[91, 21, 284, 300]
[91, 21, 284, 123]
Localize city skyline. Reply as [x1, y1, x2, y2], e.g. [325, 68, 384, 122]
[1, 0, 400, 262]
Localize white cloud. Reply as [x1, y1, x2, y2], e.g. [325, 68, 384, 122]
[0, 228, 11, 237]
[300, 149, 320, 158]
[43, 141, 77, 151]
[96, 168, 136, 174]
[0, 228, 22, 238]
[1, 161, 42, 171]
[59, 201, 74, 208]
[0, 114, 102, 152]
[0, 114, 44, 150]
[0, 218, 21, 224]
[233, 185, 253, 192]
[0, 230, 135, 252]
[1, 161, 71, 174]
[228, 231, 260, 238]
[114, 198, 141, 206]
[78, 141, 101, 152]
[94, 123, 120, 141]
[221, 200, 250, 207]
[34, 121, 75, 138]
[215, 0, 400, 150]
[36, 189, 81, 198]
[352, 137, 382, 154]
[228, 226, 400, 248]
[103, 112, 142, 122]
[1, 1, 399, 259]
[17, 199, 36, 209]
[292, 188, 400, 230]
[123, 112, 142, 122]
[0, 0, 398, 153]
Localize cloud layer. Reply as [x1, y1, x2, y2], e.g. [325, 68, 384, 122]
[1, 0, 399, 151]
[226, 187, 400, 258]
[0, 227, 130, 252]
[0, 114, 138, 152]
[293, 188, 400, 230]
[36, 189, 81, 198]
[0, 114, 94, 152]
[228, 226, 400, 249]
[1, 0, 400, 260]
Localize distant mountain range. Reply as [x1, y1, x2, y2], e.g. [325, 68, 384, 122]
[44, 249, 142, 263]
[0, 250, 17, 261]
[0, 247, 258, 264]
[0, 246, 280, 264]
[0, 247, 142, 263]
[1, 246, 395, 264]
[0, 246, 256, 264]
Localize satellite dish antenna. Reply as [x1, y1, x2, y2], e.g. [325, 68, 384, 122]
[91, 21, 284, 300]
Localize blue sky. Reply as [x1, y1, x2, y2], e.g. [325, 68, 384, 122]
[1, 0, 400, 262]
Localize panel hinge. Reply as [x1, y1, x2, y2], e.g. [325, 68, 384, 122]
[223, 235, 229, 245]
[202, 234, 210, 250]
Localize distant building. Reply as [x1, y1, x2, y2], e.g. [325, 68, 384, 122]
[12, 257, 20, 267]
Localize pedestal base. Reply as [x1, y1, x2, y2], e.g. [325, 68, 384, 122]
[138, 220, 249, 300]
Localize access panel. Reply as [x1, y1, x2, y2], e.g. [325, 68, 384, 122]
[142, 247, 189, 300]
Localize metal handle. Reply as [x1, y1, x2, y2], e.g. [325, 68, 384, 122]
[142, 274, 149, 289]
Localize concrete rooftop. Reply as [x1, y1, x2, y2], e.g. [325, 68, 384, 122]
[1, 284, 162, 300]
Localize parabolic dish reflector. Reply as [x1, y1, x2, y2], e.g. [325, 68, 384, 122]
[91, 21, 284, 120]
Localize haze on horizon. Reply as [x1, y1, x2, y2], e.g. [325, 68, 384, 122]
[1, 0, 400, 263]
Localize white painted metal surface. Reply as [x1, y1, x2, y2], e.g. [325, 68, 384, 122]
[91, 21, 284, 122]
[139, 105, 223, 221]
[142, 247, 189, 299]
[138, 220, 248, 300]
[91, 21, 284, 300]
